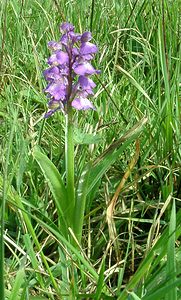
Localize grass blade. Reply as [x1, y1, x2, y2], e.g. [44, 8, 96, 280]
[1, 111, 18, 300]
[23, 234, 44, 287]
[9, 268, 25, 300]
[142, 279, 181, 300]
[95, 257, 105, 300]
[87, 117, 147, 194]
[118, 206, 181, 300]
[116, 65, 156, 110]
[129, 292, 142, 300]
[167, 199, 177, 300]
[0, 175, 59, 297]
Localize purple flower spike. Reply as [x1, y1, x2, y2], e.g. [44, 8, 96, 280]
[43, 22, 99, 117]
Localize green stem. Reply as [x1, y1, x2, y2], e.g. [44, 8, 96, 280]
[65, 106, 75, 225]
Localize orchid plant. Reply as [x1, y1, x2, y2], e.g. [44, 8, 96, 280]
[34, 22, 146, 245]
[34, 22, 99, 244]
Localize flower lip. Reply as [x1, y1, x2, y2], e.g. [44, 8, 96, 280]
[48, 50, 69, 65]
[80, 42, 98, 55]
[78, 76, 96, 93]
[45, 82, 67, 101]
[60, 34, 68, 46]
[71, 97, 95, 110]
[73, 62, 97, 76]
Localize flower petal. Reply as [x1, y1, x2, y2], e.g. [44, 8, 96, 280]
[48, 41, 62, 50]
[71, 97, 95, 110]
[48, 50, 69, 65]
[44, 110, 56, 118]
[69, 31, 81, 43]
[60, 22, 74, 32]
[43, 66, 60, 81]
[78, 76, 96, 89]
[80, 42, 98, 55]
[81, 31, 92, 42]
[45, 83, 67, 100]
[73, 62, 97, 75]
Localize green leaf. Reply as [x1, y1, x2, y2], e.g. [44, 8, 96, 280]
[167, 199, 177, 300]
[129, 292, 142, 300]
[95, 258, 106, 300]
[9, 268, 25, 300]
[87, 117, 148, 195]
[33, 147, 68, 236]
[23, 234, 44, 286]
[142, 278, 181, 300]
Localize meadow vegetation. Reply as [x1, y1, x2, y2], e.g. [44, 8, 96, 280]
[0, 0, 181, 299]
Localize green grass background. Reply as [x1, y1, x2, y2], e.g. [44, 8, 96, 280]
[0, 0, 181, 299]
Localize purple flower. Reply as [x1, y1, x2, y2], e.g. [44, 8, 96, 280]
[73, 62, 97, 76]
[78, 76, 96, 94]
[72, 97, 95, 110]
[80, 42, 98, 55]
[43, 22, 99, 117]
[60, 22, 75, 33]
[43, 66, 60, 81]
[45, 83, 67, 101]
[81, 32, 92, 42]
[48, 50, 69, 65]
[48, 41, 62, 51]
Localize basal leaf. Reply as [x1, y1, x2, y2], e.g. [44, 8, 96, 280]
[33, 147, 68, 235]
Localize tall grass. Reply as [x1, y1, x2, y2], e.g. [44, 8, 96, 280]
[0, 0, 180, 299]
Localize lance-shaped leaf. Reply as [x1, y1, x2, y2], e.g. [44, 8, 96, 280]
[33, 147, 68, 236]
